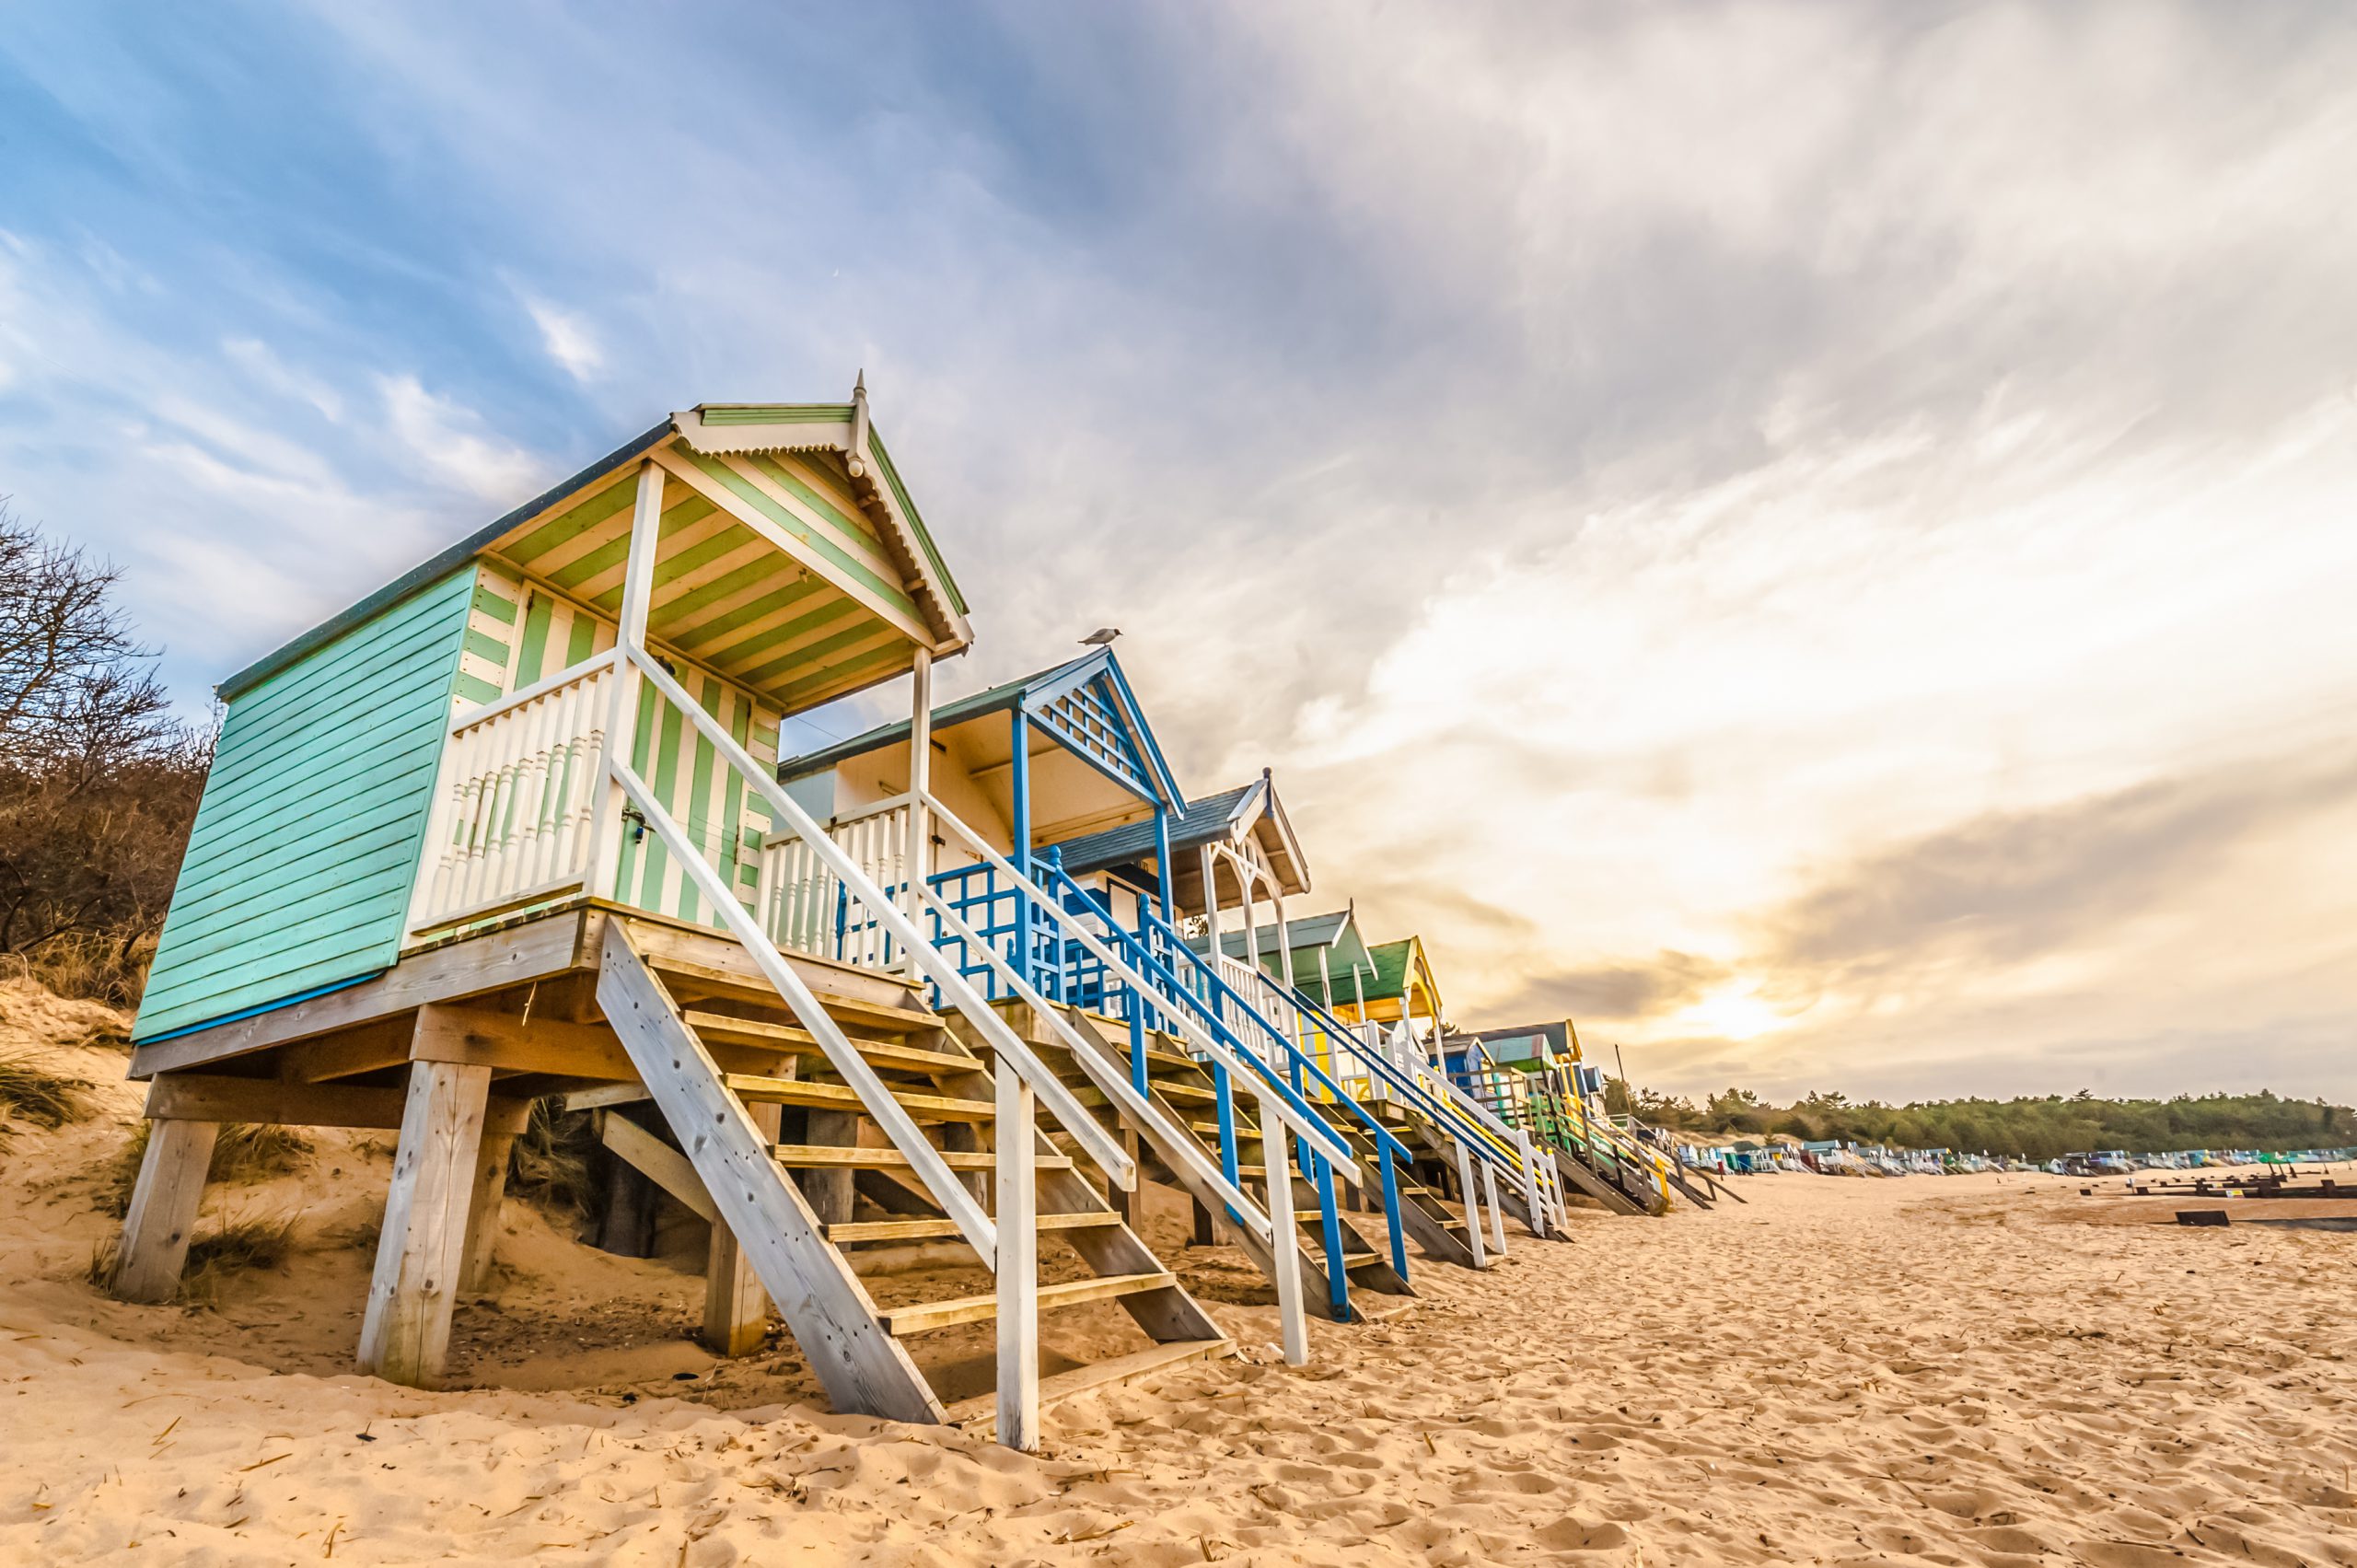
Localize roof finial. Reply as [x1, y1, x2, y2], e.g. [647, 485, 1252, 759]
[847, 370, 871, 481]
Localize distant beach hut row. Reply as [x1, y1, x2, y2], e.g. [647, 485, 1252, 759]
[103, 388, 1678, 1452]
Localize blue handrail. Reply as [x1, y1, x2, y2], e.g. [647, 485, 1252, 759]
[1270, 964, 1527, 1179]
[1031, 857, 1409, 1297]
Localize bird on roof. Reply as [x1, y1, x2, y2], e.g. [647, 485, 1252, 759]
[1079, 627, 1120, 646]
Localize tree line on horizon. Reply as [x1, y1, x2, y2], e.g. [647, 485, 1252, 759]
[1603, 1080, 2351, 1161]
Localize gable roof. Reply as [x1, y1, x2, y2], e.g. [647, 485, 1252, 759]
[781, 646, 1184, 807]
[219, 389, 971, 709]
[1048, 770, 1307, 895]
[1213, 907, 1354, 958]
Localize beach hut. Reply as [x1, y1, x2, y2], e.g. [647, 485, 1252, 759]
[776, 658, 1431, 1317]
[110, 390, 1271, 1447]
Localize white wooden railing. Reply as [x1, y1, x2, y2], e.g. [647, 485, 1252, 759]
[754, 795, 913, 969]
[410, 653, 619, 934]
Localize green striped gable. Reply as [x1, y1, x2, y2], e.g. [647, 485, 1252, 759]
[134, 566, 478, 1042]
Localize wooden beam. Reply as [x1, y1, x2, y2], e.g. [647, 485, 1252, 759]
[129, 914, 585, 1079]
[598, 1110, 717, 1223]
[411, 1004, 635, 1079]
[142, 1074, 532, 1135]
[705, 1102, 783, 1356]
[358, 1059, 493, 1388]
[596, 920, 945, 1423]
[111, 1119, 220, 1305]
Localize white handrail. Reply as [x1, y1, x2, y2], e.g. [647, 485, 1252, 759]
[916, 791, 1360, 1179]
[622, 646, 1138, 1192]
[610, 754, 1000, 1263]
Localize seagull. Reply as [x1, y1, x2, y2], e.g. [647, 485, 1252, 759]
[1080, 627, 1121, 646]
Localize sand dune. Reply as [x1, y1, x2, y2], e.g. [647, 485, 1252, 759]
[3, 1003, 2353, 1563]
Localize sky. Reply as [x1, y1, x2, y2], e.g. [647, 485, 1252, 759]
[3, 2, 2353, 1106]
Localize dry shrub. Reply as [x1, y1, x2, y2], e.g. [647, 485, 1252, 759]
[507, 1095, 598, 1214]
[88, 1211, 299, 1304]
[97, 1120, 316, 1216]
[0, 1051, 97, 1130]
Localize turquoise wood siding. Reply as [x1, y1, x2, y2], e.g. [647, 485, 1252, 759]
[134, 568, 477, 1042]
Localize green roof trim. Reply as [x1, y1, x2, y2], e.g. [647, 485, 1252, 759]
[867, 429, 970, 618]
[700, 404, 855, 425]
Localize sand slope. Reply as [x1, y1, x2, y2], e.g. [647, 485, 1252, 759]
[3, 999, 2353, 1563]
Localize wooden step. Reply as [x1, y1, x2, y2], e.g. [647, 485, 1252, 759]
[822, 1211, 1124, 1244]
[650, 955, 939, 1033]
[989, 1034, 1197, 1074]
[688, 1012, 978, 1076]
[772, 1144, 1074, 1172]
[879, 1272, 1177, 1336]
[945, 1338, 1234, 1436]
[723, 1073, 993, 1123]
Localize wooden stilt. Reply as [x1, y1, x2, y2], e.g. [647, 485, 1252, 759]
[1190, 1199, 1216, 1247]
[112, 1118, 220, 1305]
[459, 1129, 514, 1293]
[801, 1109, 858, 1225]
[1112, 1128, 1142, 1225]
[358, 1058, 493, 1389]
[703, 1102, 783, 1356]
[995, 1060, 1040, 1450]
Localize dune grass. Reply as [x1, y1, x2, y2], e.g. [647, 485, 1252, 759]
[88, 1211, 301, 1304]
[506, 1095, 598, 1214]
[98, 1121, 317, 1216]
[0, 1052, 98, 1131]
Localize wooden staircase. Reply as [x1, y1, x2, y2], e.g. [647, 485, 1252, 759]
[966, 1002, 1439, 1315]
[594, 917, 1231, 1432]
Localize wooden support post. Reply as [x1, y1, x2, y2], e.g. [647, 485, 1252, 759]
[801, 1109, 858, 1225]
[358, 1059, 493, 1388]
[1260, 1086, 1308, 1366]
[1190, 1200, 1216, 1248]
[995, 1058, 1040, 1450]
[112, 1118, 220, 1304]
[1457, 1138, 1490, 1270]
[459, 1130, 515, 1292]
[1111, 1128, 1142, 1225]
[704, 1102, 783, 1355]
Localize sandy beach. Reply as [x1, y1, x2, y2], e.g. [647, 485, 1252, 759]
[4, 1004, 2353, 1565]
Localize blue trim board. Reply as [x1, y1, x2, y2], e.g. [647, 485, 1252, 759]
[131, 971, 379, 1048]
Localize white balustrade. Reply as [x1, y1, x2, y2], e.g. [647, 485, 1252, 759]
[411, 655, 617, 933]
[756, 795, 912, 969]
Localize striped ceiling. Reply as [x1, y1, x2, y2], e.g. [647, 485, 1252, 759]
[482, 436, 936, 714]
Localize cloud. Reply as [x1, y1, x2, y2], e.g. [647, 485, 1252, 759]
[377, 374, 548, 502]
[521, 296, 604, 382]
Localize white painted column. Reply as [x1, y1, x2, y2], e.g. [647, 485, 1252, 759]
[1259, 1086, 1308, 1366]
[905, 647, 934, 934]
[995, 1063, 1040, 1450]
[1198, 844, 1223, 952]
[1456, 1138, 1489, 1270]
[1481, 1161, 1509, 1256]
[585, 460, 666, 903]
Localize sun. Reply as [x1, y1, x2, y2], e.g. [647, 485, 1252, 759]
[1677, 986, 1783, 1042]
